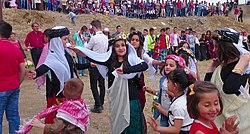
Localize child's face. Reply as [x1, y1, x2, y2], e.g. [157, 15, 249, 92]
[197, 91, 221, 122]
[164, 59, 177, 74]
[114, 40, 127, 57]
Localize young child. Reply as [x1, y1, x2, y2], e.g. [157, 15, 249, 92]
[148, 68, 195, 134]
[153, 37, 161, 72]
[187, 81, 239, 134]
[68, 11, 76, 25]
[144, 54, 186, 127]
[16, 78, 90, 134]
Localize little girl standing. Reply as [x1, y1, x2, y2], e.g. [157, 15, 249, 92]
[148, 68, 195, 134]
[144, 54, 186, 127]
[187, 81, 239, 134]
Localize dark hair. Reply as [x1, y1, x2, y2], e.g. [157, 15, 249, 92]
[167, 69, 195, 92]
[178, 41, 190, 49]
[174, 27, 177, 29]
[187, 81, 223, 119]
[166, 27, 170, 31]
[31, 22, 39, 27]
[81, 26, 88, 31]
[43, 29, 51, 37]
[143, 29, 148, 32]
[160, 28, 166, 32]
[149, 27, 154, 31]
[0, 21, 12, 38]
[109, 39, 129, 74]
[116, 25, 121, 29]
[90, 20, 101, 29]
[128, 31, 145, 58]
[217, 40, 240, 66]
[130, 27, 136, 31]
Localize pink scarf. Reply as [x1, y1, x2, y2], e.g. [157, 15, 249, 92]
[16, 99, 89, 134]
[36, 43, 49, 90]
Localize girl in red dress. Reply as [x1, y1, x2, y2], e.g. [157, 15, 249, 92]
[187, 81, 239, 134]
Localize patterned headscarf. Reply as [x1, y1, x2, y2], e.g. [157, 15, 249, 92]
[165, 54, 186, 69]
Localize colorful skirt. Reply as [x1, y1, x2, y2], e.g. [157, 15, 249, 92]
[121, 100, 144, 134]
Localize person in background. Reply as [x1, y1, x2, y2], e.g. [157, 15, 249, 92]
[9, 32, 26, 59]
[103, 28, 111, 39]
[68, 11, 76, 25]
[84, 20, 108, 113]
[73, 26, 88, 76]
[143, 29, 149, 53]
[24, 22, 44, 68]
[147, 27, 156, 57]
[111, 25, 122, 38]
[0, 20, 26, 134]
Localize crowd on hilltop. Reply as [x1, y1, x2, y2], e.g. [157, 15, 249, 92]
[4, 0, 241, 18]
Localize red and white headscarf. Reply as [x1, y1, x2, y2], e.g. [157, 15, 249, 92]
[16, 99, 90, 134]
[165, 54, 186, 69]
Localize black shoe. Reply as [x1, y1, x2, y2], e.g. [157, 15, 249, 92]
[101, 105, 104, 110]
[90, 106, 102, 113]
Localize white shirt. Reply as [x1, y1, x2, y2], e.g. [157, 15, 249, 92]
[143, 35, 148, 53]
[168, 94, 193, 131]
[161, 78, 171, 110]
[85, 31, 108, 53]
[173, 34, 178, 47]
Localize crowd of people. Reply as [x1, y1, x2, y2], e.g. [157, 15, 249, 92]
[1, 18, 250, 134]
[4, 0, 242, 19]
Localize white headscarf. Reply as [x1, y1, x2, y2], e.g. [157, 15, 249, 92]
[75, 42, 144, 79]
[43, 37, 71, 96]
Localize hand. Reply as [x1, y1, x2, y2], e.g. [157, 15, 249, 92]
[143, 86, 155, 95]
[90, 62, 96, 67]
[83, 36, 88, 42]
[211, 58, 220, 68]
[27, 70, 36, 79]
[154, 102, 164, 113]
[220, 121, 239, 134]
[147, 116, 159, 131]
[31, 118, 45, 129]
[224, 115, 239, 132]
[237, 53, 250, 68]
[116, 68, 123, 74]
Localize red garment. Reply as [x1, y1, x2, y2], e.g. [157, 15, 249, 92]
[0, 39, 24, 91]
[45, 96, 66, 124]
[190, 2, 194, 9]
[234, 8, 239, 15]
[24, 31, 44, 48]
[189, 120, 219, 134]
[159, 35, 166, 49]
[153, 44, 160, 59]
[176, 1, 181, 8]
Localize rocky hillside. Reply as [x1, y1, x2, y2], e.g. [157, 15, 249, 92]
[3, 5, 250, 42]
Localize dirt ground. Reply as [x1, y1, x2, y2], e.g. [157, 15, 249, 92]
[2, 55, 210, 133]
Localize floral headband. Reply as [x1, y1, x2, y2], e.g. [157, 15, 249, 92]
[175, 47, 195, 59]
[109, 34, 127, 45]
[165, 54, 185, 69]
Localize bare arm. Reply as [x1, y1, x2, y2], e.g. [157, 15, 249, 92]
[19, 62, 26, 84]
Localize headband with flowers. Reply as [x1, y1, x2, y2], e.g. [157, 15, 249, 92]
[175, 47, 195, 59]
[165, 54, 186, 69]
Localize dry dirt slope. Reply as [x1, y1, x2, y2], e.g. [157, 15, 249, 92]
[2, 7, 250, 134]
[3, 6, 250, 42]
